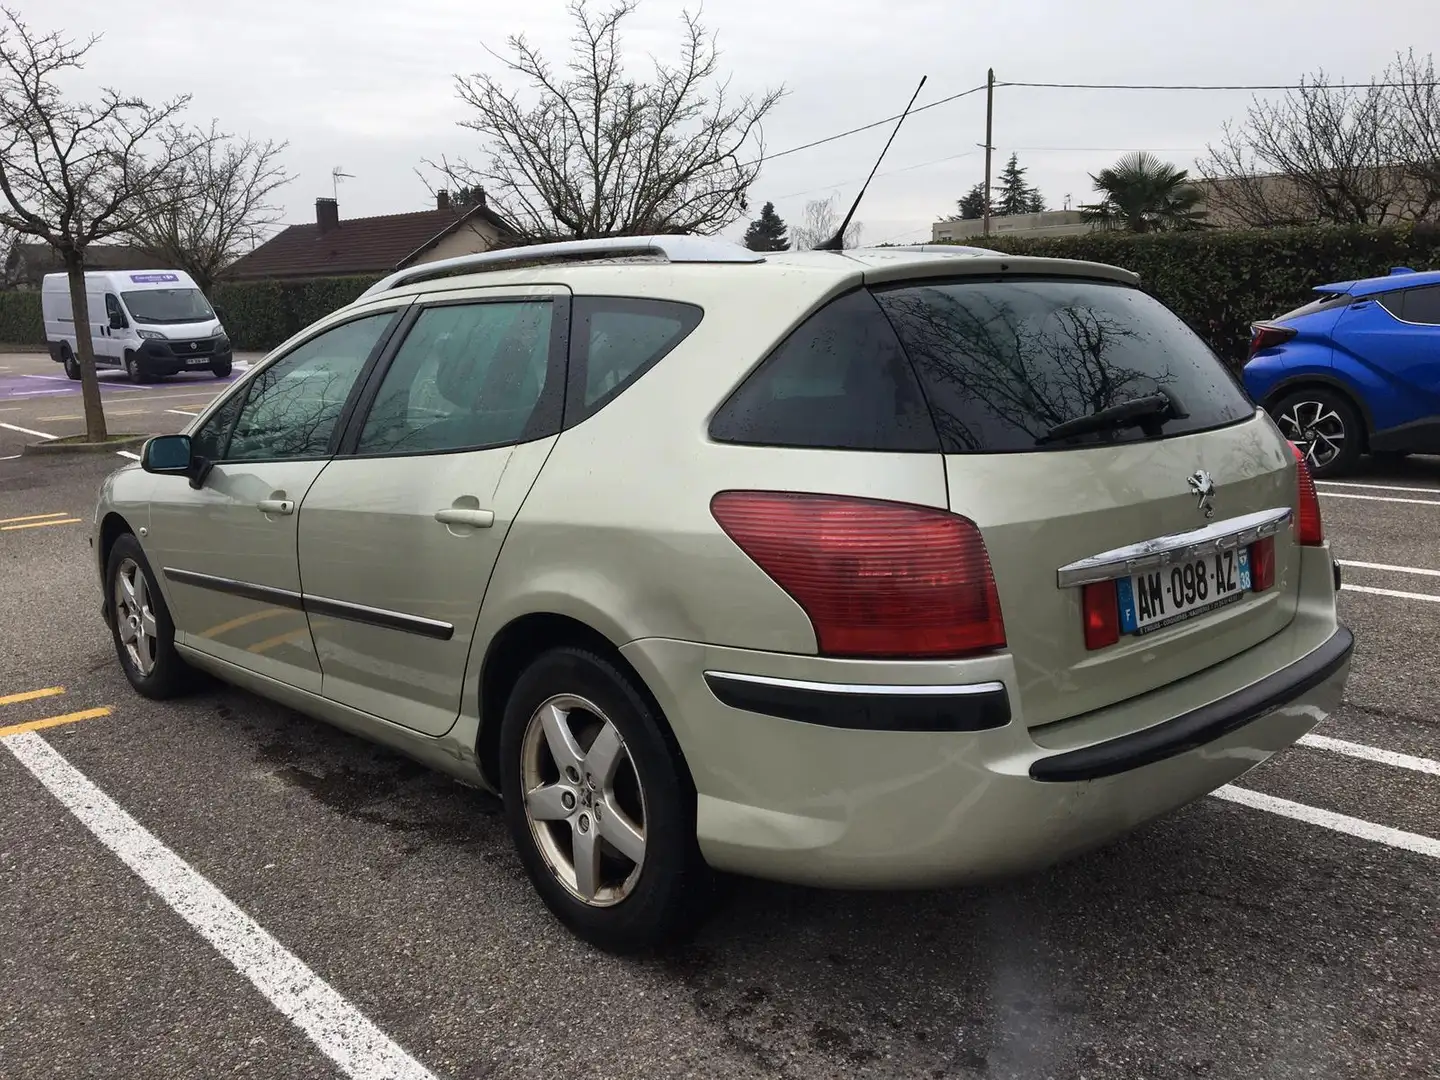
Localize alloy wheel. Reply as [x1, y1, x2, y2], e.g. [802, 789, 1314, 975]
[114, 557, 158, 676]
[1277, 399, 1345, 471]
[520, 693, 647, 907]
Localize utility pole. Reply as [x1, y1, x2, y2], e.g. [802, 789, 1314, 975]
[982, 68, 995, 238]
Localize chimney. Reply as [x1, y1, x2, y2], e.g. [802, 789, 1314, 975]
[316, 197, 339, 234]
[436, 190, 450, 211]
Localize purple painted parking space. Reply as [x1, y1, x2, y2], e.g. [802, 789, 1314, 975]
[0, 369, 241, 402]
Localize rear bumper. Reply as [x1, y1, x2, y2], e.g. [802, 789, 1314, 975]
[620, 547, 1350, 889]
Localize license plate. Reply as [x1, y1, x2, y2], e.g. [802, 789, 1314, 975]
[186, 358, 211, 367]
[1116, 547, 1251, 635]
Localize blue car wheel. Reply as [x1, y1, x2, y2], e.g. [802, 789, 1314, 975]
[1272, 388, 1363, 478]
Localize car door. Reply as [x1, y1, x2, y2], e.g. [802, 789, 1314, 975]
[143, 306, 407, 692]
[295, 286, 568, 735]
[97, 291, 123, 364]
[1333, 286, 1440, 429]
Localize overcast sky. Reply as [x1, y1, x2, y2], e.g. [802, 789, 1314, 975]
[29, 0, 1440, 247]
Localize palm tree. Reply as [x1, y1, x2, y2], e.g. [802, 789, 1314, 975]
[1080, 152, 1209, 233]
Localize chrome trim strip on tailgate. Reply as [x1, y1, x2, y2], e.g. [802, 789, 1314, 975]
[1055, 507, 1294, 588]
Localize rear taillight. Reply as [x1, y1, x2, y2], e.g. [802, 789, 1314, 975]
[1082, 581, 1120, 651]
[709, 491, 1006, 659]
[1290, 442, 1325, 545]
[1248, 323, 1297, 359]
[1249, 535, 1276, 591]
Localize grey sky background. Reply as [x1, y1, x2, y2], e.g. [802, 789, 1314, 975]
[29, 0, 1440, 247]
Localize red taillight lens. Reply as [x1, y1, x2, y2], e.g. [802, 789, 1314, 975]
[1290, 442, 1325, 545]
[1082, 580, 1120, 651]
[1249, 535, 1276, 592]
[1248, 323, 1297, 359]
[709, 491, 1006, 659]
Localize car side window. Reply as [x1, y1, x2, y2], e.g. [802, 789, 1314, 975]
[355, 300, 557, 455]
[1399, 285, 1440, 325]
[709, 288, 940, 452]
[104, 294, 125, 325]
[567, 297, 702, 426]
[221, 313, 393, 462]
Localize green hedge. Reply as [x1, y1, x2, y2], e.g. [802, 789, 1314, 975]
[0, 291, 43, 346]
[939, 223, 1440, 367]
[210, 274, 382, 352]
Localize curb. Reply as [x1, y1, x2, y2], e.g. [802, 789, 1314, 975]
[22, 434, 150, 457]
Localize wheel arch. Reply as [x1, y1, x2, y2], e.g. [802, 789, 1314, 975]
[1262, 374, 1374, 450]
[97, 512, 135, 616]
[476, 612, 693, 795]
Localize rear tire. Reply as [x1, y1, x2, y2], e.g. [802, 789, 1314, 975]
[1270, 388, 1363, 479]
[499, 646, 713, 953]
[105, 533, 194, 700]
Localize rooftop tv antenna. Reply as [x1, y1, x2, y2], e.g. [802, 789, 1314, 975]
[331, 166, 354, 200]
[813, 74, 928, 252]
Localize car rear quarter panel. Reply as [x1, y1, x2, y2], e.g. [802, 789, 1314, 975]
[468, 265, 951, 663]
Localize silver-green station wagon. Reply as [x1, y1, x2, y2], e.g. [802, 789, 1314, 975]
[93, 237, 1353, 951]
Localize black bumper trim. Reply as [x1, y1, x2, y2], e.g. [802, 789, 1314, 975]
[1029, 626, 1354, 783]
[703, 672, 1012, 732]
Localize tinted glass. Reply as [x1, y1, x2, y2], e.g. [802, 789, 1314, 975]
[224, 313, 391, 461]
[1277, 292, 1351, 322]
[357, 301, 554, 455]
[709, 289, 939, 452]
[569, 297, 702, 424]
[120, 288, 215, 324]
[874, 278, 1254, 453]
[1399, 284, 1440, 325]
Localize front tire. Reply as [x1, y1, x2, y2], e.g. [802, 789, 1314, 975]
[1271, 388, 1364, 478]
[124, 352, 149, 384]
[499, 647, 712, 953]
[62, 346, 81, 381]
[211, 358, 232, 378]
[106, 534, 193, 699]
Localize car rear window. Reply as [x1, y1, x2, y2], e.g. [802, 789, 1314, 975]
[708, 288, 940, 452]
[1276, 291, 1352, 322]
[872, 277, 1256, 454]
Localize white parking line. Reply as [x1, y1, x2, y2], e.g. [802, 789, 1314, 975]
[2, 731, 442, 1080]
[167, 409, 199, 417]
[1338, 559, 1440, 578]
[0, 420, 57, 439]
[1342, 583, 1440, 603]
[116, 450, 140, 460]
[1213, 785, 1440, 859]
[1318, 481, 1440, 495]
[1319, 491, 1440, 507]
[1297, 733, 1440, 776]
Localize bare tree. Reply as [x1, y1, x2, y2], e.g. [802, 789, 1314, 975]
[1196, 67, 1413, 228]
[1391, 50, 1440, 221]
[130, 122, 292, 294]
[0, 8, 190, 441]
[427, 0, 783, 240]
[791, 195, 863, 250]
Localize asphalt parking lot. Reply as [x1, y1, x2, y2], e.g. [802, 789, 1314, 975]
[1, 347, 1437, 1080]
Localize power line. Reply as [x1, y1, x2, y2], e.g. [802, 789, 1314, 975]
[773, 149, 983, 201]
[998, 79, 1440, 91]
[754, 83, 988, 165]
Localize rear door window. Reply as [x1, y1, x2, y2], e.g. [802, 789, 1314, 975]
[872, 277, 1255, 453]
[709, 289, 939, 452]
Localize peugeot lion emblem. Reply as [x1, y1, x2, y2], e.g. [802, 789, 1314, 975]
[1188, 469, 1217, 519]
[190, 342, 198, 351]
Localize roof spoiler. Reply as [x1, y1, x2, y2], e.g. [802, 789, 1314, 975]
[356, 236, 763, 301]
[1390, 266, 1417, 275]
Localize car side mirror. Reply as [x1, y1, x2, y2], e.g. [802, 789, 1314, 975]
[108, 311, 127, 330]
[141, 434, 193, 475]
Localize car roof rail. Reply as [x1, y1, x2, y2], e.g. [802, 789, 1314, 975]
[878, 243, 1003, 256]
[358, 235, 765, 301]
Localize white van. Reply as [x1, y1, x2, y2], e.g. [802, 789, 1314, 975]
[42, 269, 233, 382]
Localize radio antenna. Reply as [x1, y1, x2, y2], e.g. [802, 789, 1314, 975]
[813, 74, 928, 252]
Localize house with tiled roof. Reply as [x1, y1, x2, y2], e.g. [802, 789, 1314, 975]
[224, 189, 517, 282]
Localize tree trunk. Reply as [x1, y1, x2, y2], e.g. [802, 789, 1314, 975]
[63, 251, 108, 442]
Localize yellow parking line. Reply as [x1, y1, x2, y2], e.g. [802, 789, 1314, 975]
[201, 608, 291, 639]
[1, 517, 83, 532]
[0, 686, 65, 707]
[248, 626, 312, 654]
[0, 707, 111, 738]
[0, 512, 68, 525]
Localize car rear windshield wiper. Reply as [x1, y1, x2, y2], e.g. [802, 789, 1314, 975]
[1037, 391, 1186, 445]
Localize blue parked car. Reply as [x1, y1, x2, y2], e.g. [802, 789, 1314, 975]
[1242, 266, 1440, 478]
